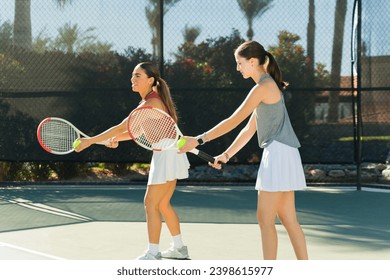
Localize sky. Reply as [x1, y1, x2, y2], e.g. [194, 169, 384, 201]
[1, 0, 388, 75]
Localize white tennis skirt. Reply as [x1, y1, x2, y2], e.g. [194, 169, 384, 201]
[148, 149, 190, 185]
[255, 140, 306, 192]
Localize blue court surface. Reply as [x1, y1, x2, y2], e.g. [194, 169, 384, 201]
[0, 184, 389, 260]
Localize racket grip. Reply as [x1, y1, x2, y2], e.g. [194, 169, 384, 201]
[196, 150, 225, 167]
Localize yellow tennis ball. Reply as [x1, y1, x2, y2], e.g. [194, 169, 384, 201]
[73, 140, 81, 149]
[177, 138, 186, 148]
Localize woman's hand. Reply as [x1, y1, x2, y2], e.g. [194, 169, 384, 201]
[105, 137, 119, 149]
[74, 138, 93, 153]
[177, 136, 198, 153]
[208, 153, 229, 170]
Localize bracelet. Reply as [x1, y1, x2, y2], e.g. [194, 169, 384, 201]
[223, 152, 230, 162]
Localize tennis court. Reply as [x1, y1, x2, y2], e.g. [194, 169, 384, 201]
[1, 0, 390, 270]
[1, 183, 389, 260]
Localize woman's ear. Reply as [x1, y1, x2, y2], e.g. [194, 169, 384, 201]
[250, 57, 260, 66]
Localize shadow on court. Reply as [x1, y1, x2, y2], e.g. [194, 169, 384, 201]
[0, 184, 389, 259]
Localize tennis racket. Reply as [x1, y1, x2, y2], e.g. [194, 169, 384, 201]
[127, 106, 217, 164]
[37, 117, 110, 155]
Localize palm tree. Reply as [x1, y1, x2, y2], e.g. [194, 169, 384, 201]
[0, 20, 13, 52]
[307, 0, 315, 86]
[13, 0, 32, 50]
[145, 0, 181, 59]
[53, 23, 97, 54]
[32, 29, 52, 53]
[327, 0, 347, 122]
[182, 24, 201, 44]
[56, 0, 73, 9]
[236, 0, 274, 40]
[13, 0, 73, 50]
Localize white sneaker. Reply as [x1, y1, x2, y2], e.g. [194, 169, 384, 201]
[136, 251, 162, 260]
[161, 246, 189, 259]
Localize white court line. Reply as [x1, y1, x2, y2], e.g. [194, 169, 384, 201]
[362, 187, 390, 193]
[307, 186, 390, 193]
[0, 242, 65, 260]
[2, 196, 93, 221]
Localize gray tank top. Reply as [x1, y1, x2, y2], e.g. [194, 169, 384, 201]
[255, 74, 300, 148]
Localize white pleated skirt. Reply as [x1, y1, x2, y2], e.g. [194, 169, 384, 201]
[148, 149, 190, 185]
[255, 140, 306, 192]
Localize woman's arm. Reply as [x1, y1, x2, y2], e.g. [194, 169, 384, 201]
[179, 84, 264, 153]
[75, 117, 128, 152]
[211, 112, 257, 169]
[105, 131, 132, 149]
[113, 131, 132, 142]
[224, 111, 257, 159]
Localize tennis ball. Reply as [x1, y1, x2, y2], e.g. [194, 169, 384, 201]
[177, 138, 186, 148]
[73, 140, 81, 149]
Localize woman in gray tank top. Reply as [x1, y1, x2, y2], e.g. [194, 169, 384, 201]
[179, 41, 308, 260]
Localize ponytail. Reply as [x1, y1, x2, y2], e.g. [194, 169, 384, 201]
[138, 62, 178, 123]
[265, 52, 288, 90]
[156, 77, 178, 123]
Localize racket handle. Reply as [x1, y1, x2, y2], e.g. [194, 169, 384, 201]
[196, 149, 215, 162]
[193, 149, 225, 167]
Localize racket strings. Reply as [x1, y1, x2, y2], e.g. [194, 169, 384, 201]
[129, 108, 178, 150]
[40, 120, 78, 152]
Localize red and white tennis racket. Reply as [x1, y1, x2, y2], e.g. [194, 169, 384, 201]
[127, 106, 216, 163]
[37, 117, 109, 155]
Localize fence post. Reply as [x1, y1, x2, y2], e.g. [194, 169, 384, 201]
[356, 0, 362, 190]
[159, 0, 164, 77]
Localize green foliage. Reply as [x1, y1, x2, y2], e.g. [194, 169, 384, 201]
[0, 162, 47, 181]
[0, 54, 25, 87]
[0, 20, 13, 52]
[268, 30, 329, 87]
[32, 29, 53, 53]
[314, 63, 330, 87]
[75, 52, 132, 88]
[268, 31, 307, 84]
[123, 46, 154, 63]
[0, 162, 83, 181]
[50, 162, 84, 180]
[167, 29, 247, 88]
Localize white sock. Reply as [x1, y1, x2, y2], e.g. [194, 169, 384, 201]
[172, 234, 184, 249]
[147, 243, 159, 255]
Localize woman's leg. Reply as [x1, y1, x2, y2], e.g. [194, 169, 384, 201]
[144, 182, 173, 245]
[257, 191, 282, 260]
[158, 180, 189, 259]
[277, 192, 308, 260]
[159, 180, 181, 237]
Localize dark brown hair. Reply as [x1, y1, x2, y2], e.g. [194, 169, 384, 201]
[235, 41, 288, 90]
[138, 62, 178, 122]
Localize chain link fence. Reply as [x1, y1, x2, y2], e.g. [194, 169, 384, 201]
[0, 0, 389, 184]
